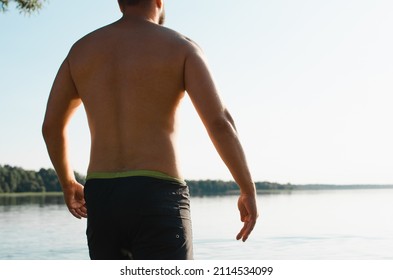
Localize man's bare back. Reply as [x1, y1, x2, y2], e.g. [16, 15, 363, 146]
[68, 18, 192, 178]
[43, 1, 258, 253]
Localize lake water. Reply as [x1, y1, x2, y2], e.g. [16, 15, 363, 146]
[1, 189, 392, 260]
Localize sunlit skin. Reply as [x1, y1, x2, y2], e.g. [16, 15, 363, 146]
[42, 0, 258, 242]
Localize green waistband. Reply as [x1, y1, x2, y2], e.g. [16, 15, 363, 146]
[86, 170, 186, 185]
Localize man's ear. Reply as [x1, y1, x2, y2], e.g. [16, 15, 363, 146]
[156, 0, 163, 9]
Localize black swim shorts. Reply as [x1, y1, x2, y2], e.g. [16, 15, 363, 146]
[84, 174, 193, 260]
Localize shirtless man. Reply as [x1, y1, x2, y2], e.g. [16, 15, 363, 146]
[42, 0, 258, 260]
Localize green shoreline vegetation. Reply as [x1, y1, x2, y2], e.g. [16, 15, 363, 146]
[1, 165, 392, 197]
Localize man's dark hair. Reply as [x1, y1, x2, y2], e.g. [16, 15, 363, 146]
[119, 0, 148, 6]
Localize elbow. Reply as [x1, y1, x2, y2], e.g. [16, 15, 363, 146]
[223, 109, 237, 131]
[208, 110, 238, 136]
[210, 118, 233, 134]
[42, 119, 62, 142]
[42, 121, 52, 143]
[42, 120, 49, 139]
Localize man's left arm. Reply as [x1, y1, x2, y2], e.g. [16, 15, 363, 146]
[42, 57, 87, 219]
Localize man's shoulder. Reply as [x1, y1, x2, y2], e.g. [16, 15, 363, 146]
[69, 25, 109, 53]
[67, 23, 203, 59]
[157, 25, 203, 53]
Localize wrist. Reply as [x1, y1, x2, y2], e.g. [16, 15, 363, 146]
[239, 183, 256, 196]
[60, 178, 78, 189]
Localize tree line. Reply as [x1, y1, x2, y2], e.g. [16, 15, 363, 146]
[0, 165, 292, 195]
[187, 179, 292, 196]
[0, 165, 84, 193]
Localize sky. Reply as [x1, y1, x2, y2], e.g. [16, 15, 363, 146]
[1, 0, 393, 185]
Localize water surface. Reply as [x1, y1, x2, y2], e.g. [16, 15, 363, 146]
[1, 189, 392, 259]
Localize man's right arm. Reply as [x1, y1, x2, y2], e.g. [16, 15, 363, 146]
[183, 42, 258, 241]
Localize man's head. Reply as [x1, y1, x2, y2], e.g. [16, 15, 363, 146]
[118, 0, 165, 25]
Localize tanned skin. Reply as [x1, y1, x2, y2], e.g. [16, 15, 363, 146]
[43, 0, 258, 242]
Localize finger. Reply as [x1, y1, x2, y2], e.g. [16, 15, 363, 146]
[242, 220, 257, 242]
[80, 205, 88, 215]
[70, 208, 82, 219]
[236, 226, 246, 240]
[236, 219, 257, 242]
[75, 207, 88, 218]
[238, 203, 247, 222]
[239, 208, 248, 222]
[237, 227, 250, 242]
[236, 220, 249, 240]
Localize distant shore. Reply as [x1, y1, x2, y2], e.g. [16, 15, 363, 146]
[1, 185, 392, 198]
[0, 192, 63, 197]
[290, 184, 393, 191]
[1, 163, 393, 196]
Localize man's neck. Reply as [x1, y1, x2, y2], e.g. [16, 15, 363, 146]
[120, 7, 159, 25]
[120, 14, 157, 25]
